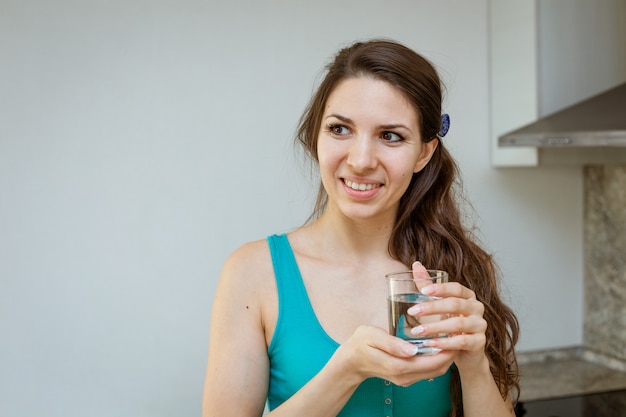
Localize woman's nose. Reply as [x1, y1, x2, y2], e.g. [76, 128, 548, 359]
[346, 136, 377, 171]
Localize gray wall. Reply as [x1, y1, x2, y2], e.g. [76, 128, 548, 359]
[1, 0, 610, 415]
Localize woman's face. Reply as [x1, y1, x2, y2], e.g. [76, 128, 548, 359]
[316, 76, 437, 224]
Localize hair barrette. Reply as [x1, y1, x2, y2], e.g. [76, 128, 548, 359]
[438, 114, 450, 138]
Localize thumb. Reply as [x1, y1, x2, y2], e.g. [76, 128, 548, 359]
[366, 326, 418, 357]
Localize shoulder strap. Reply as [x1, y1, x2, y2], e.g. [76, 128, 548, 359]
[267, 234, 339, 353]
[267, 234, 310, 317]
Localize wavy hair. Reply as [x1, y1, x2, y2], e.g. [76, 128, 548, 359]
[296, 39, 519, 415]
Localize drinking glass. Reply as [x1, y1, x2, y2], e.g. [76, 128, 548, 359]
[386, 270, 449, 355]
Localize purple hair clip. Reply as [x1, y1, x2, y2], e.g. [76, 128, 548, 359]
[438, 113, 450, 138]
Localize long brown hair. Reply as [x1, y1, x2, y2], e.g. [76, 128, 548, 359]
[296, 39, 519, 415]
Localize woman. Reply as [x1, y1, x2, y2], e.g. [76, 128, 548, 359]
[203, 39, 519, 417]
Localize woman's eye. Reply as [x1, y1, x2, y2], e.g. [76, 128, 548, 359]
[381, 131, 404, 143]
[329, 124, 349, 136]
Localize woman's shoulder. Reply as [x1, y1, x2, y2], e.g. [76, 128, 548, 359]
[221, 237, 273, 279]
[218, 232, 300, 292]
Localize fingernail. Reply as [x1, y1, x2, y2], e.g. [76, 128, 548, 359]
[421, 285, 436, 295]
[412, 260, 422, 267]
[410, 326, 425, 335]
[404, 343, 419, 356]
[407, 305, 421, 315]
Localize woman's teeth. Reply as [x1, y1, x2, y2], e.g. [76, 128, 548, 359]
[344, 180, 380, 191]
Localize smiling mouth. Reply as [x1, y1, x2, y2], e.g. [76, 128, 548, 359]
[343, 179, 382, 191]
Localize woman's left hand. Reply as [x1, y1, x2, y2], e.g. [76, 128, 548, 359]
[408, 262, 489, 373]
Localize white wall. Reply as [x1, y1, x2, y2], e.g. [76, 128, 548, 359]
[538, 0, 626, 115]
[0, 1, 590, 415]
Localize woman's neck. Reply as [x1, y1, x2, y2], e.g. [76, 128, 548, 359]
[301, 208, 397, 263]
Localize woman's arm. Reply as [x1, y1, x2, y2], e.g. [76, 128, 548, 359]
[457, 357, 515, 417]
[202, 242, 272, 417]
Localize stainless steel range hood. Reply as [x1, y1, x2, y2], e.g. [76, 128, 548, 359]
[499, 83, 626, 147]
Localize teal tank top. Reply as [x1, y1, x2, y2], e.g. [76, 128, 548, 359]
[266, 234, 452, 416]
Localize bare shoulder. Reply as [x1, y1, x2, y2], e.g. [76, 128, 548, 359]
[221, 238, 273, 280]
[217, 238, 276, 306]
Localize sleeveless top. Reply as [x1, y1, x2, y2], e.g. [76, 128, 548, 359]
[266, 234, 452, 416]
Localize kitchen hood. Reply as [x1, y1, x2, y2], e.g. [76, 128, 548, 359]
[499, 83, 626, 147]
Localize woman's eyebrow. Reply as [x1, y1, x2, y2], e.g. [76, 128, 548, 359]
[379, 123, 412, 131]
[325, 113, 353, 124]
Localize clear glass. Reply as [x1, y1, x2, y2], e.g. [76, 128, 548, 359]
[386, 270, 449, 355]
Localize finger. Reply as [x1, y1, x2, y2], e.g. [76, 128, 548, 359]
[385, 351, 456, 387]
[411, 261, 430, 279]
[421, 281, 476, 300]
[422, 332, 487, 353]
[410, 315, 487, 339]
[365, 326, 420, 357]
[409, 296, 484, 317]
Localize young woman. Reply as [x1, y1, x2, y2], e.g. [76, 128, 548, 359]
[203, 39, 519, 417]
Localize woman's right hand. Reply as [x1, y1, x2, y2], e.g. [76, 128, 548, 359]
[333, 325, 455, 387]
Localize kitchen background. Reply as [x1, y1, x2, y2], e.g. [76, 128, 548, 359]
[1, 0, 624, 416]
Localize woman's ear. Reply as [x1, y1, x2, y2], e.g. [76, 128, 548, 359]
[413, 138, 438, 173]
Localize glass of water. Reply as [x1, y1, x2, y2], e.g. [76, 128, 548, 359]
[386, 270, 449, 355]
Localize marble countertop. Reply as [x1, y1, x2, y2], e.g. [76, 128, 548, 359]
[518, 346, 626, 402]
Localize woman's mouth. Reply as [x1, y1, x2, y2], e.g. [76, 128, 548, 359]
[343, 179, 382, 191]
